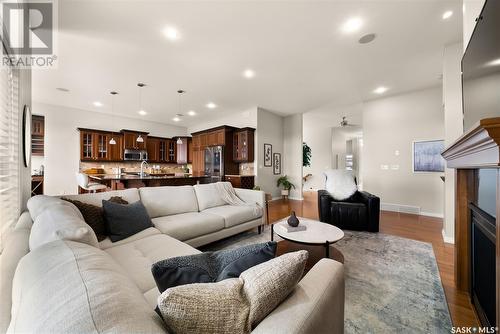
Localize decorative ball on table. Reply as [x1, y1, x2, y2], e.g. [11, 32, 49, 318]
[287, 211, 300, 227]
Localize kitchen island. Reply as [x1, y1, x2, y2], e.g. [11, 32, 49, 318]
[88, 174, 211, 191]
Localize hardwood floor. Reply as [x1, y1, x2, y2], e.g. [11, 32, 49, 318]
[267, 191, 480, 328]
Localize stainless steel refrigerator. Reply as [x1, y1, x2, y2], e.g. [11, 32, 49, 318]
[204, 146, 224, 183]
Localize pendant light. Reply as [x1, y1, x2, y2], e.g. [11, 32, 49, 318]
[176, 90, 185, 144]
[136, 83, 146, 143]
[109, 91, 118, 145]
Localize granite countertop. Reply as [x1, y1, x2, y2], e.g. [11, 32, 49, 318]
[224, 174, 255, 177]
[89, 174, 209, 181]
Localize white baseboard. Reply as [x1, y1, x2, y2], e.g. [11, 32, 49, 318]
[381, 202, 443, 219]
[288, 196, 303, 201]
[420, 211, 444, 219]
[442, 229, 455, 244]
[381, 202, 420, 215]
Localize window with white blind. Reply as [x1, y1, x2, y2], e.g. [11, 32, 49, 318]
[0, 61, 20, 252]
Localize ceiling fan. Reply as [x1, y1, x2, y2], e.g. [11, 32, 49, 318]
[340, 116, 356, 127]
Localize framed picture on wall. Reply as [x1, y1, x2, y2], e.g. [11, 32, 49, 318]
[273, 153, 281, 175]
[264, 143, 272, 167]
[413, 140, 445, 173]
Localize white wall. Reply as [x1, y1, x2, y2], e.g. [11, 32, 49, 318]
[442, 42, 464, 243]
[362, 87, 445, 217]
[283, 114, 303, 200]
[255, 108, 284, 198]
[187, 108, 257, 134]
[463, 0, 486, 51]
[34, 102, 188, 195]
[302, 114, 332, 190]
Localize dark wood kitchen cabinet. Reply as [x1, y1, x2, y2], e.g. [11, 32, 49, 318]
[31, 115, 44, 156]
[146, 137, 161, 162]
[79, 128, 122, 161]
[121, 130, 148, 150]
[167, 139, 176, 163]
[233, 128, 255, 162]
[108, 134, 123, 160]
[225, 175, 255, 189]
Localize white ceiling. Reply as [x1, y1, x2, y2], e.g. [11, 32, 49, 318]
[33, 0, 462, 127]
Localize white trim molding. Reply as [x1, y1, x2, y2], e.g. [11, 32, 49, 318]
[442, 228, 455, 244]
[381, 202, 444, 219]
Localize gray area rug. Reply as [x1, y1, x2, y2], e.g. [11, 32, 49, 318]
[200, 226, 452, 333]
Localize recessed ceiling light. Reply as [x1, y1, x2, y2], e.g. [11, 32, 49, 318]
[358, 33, 376, 44]
[341, 17, 363, 33]
[485, 58, 500, 67]
[138, 110, 147, 116]
[187, 110, 196, 116]
[56, 87, 69, 92]
[206, 102, 217, 109]
[172, 116, 181, 122]
[163, 26, 180, 41]
[243, 69, 255, 79]
[373, 86, 388, 94]
[93, 101, 103, 107]
[442, 11, 453, 20]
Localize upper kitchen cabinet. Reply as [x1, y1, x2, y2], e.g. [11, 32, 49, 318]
[108, 133, 123, 161]
[78, 128, 122, 161]
[146, 136, 161, 162]
[167, 139, 176, 163]
[233, 128, 255, 162]
[121, 130, 148, 150]
[207, 129, 225, 146]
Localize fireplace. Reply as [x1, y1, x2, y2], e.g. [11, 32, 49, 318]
[442, 117, 500, 326]
[470, 204, 496, 326]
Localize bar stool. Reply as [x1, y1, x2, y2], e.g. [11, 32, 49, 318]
[76, 173, 107, 193]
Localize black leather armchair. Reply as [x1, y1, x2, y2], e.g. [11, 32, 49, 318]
[318, 190, 380, 232]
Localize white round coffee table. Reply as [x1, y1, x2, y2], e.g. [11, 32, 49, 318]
[271, 217, 344, 260]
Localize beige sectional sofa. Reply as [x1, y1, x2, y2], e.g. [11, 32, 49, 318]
[0, 183, 345, 334]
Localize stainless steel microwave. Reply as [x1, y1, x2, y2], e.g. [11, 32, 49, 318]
[124, 149, 148, 161]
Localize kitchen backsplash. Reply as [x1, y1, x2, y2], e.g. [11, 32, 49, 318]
[81, 161, 255, 175]
[80, 161, 190, 174]
[239, 162, 255, 176]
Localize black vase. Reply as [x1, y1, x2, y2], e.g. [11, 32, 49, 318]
[287, 211, 300, 227]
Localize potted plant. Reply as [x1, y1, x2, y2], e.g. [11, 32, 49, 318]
[277, 175, 295, 199]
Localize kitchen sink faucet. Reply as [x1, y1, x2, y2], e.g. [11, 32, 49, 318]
[140, 160, 149, 178]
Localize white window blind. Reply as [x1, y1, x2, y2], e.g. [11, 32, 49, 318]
[0, 63, 20, 252]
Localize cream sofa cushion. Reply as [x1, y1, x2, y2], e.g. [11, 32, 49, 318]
[27, 195, 84, 221]
[8, 240, 166, 334]
[203, 205, 262, 228]
[62, 188, 140, 207]
[0, 227, 30, 334]
[104, 233, 200, 294]
[139, 186, 199, 218]
[99, 226, 162, 249]
[193, 183, 226, 211]
[29, 203, 99, 251]
[152, 212, 224, 241]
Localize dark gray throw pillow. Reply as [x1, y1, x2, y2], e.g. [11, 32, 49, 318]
[151, 241, 277, 293]
[102, 200, 153, 242]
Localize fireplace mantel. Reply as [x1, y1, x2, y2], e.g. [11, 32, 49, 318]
[442, 117, 500, 326]
[442, 117, 500, 169]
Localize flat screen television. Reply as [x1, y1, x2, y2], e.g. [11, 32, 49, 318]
[461, 0, 500, 131]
